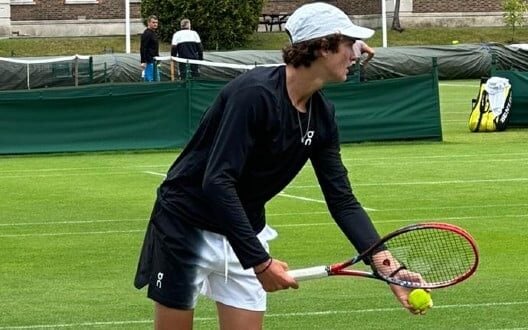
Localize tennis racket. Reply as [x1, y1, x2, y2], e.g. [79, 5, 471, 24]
[287, 222, 479, 289]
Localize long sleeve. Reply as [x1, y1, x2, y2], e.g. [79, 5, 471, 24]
[201, 87, 273, 269]
[197, 42, 204, 60]
[140, 31, 147, 63]
[310, 111, 381, 254]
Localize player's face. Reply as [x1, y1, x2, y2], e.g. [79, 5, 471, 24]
[324, 39, 356, 82]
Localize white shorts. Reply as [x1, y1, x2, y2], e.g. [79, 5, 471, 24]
[134, 203, 278, 312]
[199, 225, 278, 311]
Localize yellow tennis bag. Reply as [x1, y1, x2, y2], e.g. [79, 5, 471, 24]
[468, 77, 512, 132]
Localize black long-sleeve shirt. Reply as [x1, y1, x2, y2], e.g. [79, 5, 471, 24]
[140, 28, 159, 64]
[158, 66, 380, 269]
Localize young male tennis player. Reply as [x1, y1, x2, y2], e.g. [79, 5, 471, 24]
[135, 2, 422, 329]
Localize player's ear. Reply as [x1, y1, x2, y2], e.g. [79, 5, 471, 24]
[317, 38, 331, 57]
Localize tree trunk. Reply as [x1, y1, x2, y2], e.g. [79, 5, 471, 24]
[391, 0, 405, 32]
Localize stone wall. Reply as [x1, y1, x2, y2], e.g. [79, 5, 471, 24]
[412, 0, 501, 13]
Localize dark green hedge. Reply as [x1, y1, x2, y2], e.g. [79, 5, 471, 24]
[141, 0, 264, 50]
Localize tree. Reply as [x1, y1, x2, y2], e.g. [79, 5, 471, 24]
[140, 0, 265, 50]
[391, 0, 404, 32]
[502, 0, 528, 42]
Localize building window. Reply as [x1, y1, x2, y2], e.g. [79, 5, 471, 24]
[10, 0, 36, 5]
[64, 0, 99, 4]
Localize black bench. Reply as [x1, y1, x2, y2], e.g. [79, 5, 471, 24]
[260, 13, 291, 32]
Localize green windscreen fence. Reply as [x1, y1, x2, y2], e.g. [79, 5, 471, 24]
[0, 70, 441, 154]
[491, 70, 528, 126]
[0, 83, 189, 154]
[326, 73, 441, 142]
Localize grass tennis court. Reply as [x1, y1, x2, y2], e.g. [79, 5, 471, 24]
[1, 80, 527, 329]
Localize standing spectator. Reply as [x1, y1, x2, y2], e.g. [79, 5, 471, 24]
[140, 15, 160, 82]
[352, 40, 375, 82]
[171, 18, 203, 79]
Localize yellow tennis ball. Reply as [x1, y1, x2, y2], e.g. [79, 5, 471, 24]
[408, 289, 433, 311]
[452, 40, 459, 44]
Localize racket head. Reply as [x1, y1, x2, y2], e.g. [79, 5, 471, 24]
[369, 222, 479, 289]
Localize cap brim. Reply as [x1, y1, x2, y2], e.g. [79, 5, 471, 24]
[342, 25, 375, 40]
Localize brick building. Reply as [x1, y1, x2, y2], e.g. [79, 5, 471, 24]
[0, 0, 508, 38]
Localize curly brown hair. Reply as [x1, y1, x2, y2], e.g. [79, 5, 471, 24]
[282, 34, 346, 68]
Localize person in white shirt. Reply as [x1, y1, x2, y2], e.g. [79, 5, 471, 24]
[171, 18, 203, 79]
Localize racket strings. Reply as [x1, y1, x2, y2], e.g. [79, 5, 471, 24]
[384, 228, 476, 286]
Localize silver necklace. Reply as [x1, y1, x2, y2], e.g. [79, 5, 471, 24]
[296, 97, 312, 143]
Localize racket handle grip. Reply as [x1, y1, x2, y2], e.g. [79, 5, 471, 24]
[288, 266, 328, 281]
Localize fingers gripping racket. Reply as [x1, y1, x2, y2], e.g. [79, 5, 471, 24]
[288, 222, 479, 289]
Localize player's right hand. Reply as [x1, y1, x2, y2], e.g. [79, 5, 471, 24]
[254, 258, 299, 292]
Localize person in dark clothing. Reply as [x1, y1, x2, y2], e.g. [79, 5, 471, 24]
[171, 18, 203, 79]
[134, 3, 424, 329]
[140, 15, 160, 82]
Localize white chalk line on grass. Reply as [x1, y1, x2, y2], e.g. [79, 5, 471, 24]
[143, 170, 166, 177]
[0, 218, 146, 227]
[344, 158, 528, 165]
[0, 172, 139, 179]
[138, 172, 378, 211]
[289, 177, 528, 188]
[0, 170, 167, 180]
[140, 171, 375, 209]
[439, 83, 479, 88]
[341, 152, 528, 162]
[0, 229, 143, 238]
[277, 192, 376, 211]
[2, 203, 528, 228]
[278, 192, 324, 204]
[0, 165, 168, 174]
[1, 214, 526, 238]
[2, 152, 528, 177]
[1, 301, 526, 329]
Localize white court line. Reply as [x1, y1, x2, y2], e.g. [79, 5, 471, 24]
[439, 83, 479, 87]
[2, 152, 528, 177]
[273, 213, 528, 228]
[140, 172, 378, 211]
[0, 229, 143, 238]
[4, 152, 528, 172]
[143, 170, 166, 177]
[0, 165, 168, 174]
[289, 177, 528, 188]
[0, 218, 146, 227]
[0, 170, 166, 180]
[278, 192, 325, 204]
[1, 214, 526, 238]
[343, 158, 528, 166]
[0, 172, 137, 179]
[341, 152, 528, 162]
[1, 301, 526, 329]
[2, 204, 528, 228]
[278, 192, 376, 211]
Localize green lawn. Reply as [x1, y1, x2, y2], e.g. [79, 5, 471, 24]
[1, 80, 527, 329]
[1, 26, 528, 56]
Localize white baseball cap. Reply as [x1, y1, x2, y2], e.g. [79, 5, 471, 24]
[285, 2, 375, 44]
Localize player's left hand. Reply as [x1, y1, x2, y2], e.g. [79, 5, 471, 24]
[390, 284, 427, 315]
[371, 251, 427, 314]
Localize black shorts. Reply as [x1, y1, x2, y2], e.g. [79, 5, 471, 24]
[134, 201, 205, 310]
